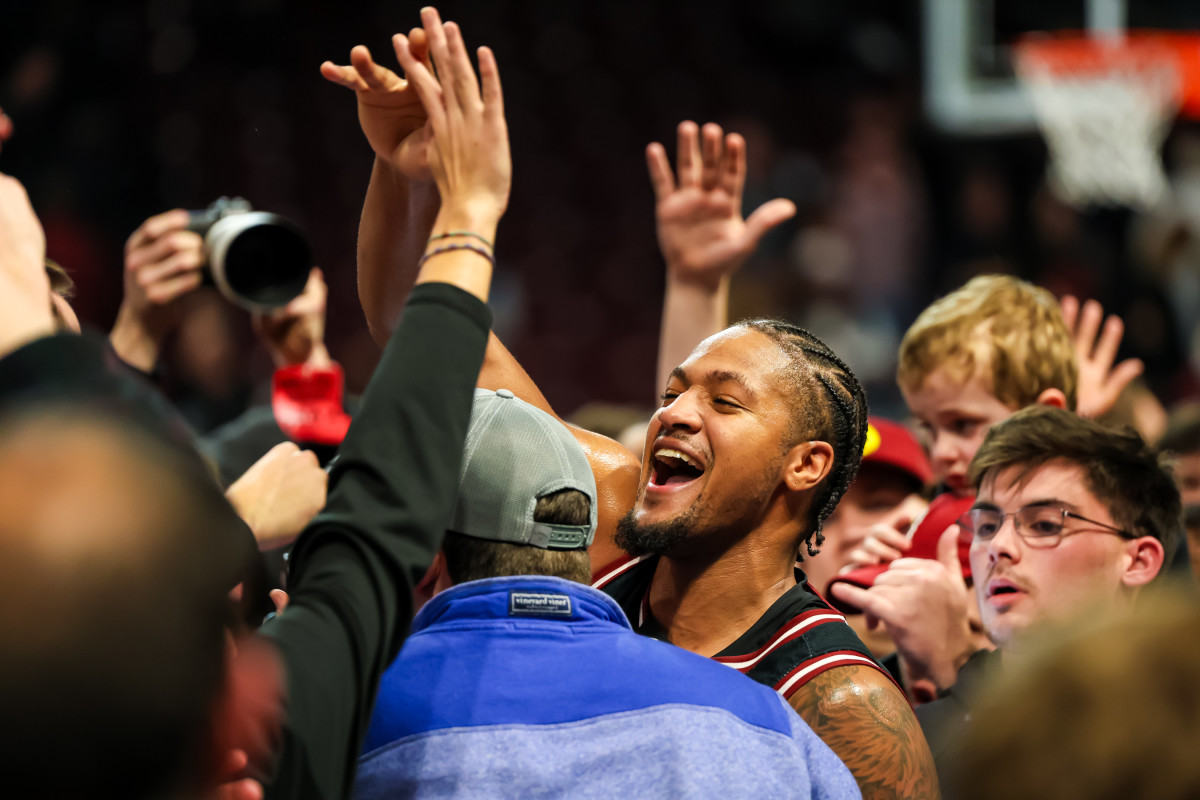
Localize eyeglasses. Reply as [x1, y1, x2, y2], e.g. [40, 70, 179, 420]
[958, 504, 1135, 548]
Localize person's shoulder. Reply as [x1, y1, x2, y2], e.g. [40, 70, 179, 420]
[788, 662, 903, 714]
[568, 424, 641, 481]
[570, 425, 643, 570]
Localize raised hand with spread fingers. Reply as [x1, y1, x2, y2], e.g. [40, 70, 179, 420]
[322, 30, 441, 341]
[649, 121, 796, 391]
[320, 33, 433, 181]
[650, 121, 795, 287]
[392, 7, 511, 303]
[1060, 294, 1145, 419]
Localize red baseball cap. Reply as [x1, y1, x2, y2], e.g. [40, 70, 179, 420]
[826, 492, 975, 614]
[272, 363, 353, 446]
[861, 417, 933, 487]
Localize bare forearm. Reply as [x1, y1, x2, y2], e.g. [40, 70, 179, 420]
[655, 273, 728, 394]
[357, 157, 441, 344]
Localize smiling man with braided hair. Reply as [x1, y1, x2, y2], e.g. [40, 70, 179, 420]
[341, 14, 937, 796]
[596, 317, 935, 800]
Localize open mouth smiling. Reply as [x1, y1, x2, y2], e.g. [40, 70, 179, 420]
[648, 445, 705, 489]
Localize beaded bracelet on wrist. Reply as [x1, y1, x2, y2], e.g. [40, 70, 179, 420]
[417, 242, 496, 269]
[426, 231, 494, 249]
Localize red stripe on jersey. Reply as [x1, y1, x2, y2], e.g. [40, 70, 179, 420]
[772, 652, 902, 700]
[591, 554, 652, 590]
[712, 609, 847, 670]
[775, 650, 901, 699]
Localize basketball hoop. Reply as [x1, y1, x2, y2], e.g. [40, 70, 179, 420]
[1014, 32, 1200, 209]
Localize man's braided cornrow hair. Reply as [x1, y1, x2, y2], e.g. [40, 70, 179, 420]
[737, 320, 869, 556]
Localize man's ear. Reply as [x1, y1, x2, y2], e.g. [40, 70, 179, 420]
[1122, 536, 1166, 588]
[414, 550, 453, 611]
[1035, 388, 1068, 409]
[783, 441, 835, 493]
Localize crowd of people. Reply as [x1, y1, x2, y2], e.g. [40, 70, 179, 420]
[3, 8, 1200, 800]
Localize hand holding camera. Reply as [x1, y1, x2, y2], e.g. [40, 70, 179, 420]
[251, 267, 332, 370]
[110, 199, 313, 372]
[110, 208, 205, 372]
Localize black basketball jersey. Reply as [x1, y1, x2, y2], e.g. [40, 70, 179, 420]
[593, 554, 892, 700]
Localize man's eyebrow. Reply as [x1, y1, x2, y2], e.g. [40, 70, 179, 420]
[706, 369, 755, 396]
[1020, 498, 1073, 510]
[972, 498, 1072, 512]
[667, 367, 756, 397]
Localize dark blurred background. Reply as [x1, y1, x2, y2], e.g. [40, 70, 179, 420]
[3, 0, 1197, 432]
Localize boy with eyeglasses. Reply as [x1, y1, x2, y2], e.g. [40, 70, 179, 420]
[917, 405, 1179, 795]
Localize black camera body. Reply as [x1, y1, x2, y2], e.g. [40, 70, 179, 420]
[187, 197, 312, 310]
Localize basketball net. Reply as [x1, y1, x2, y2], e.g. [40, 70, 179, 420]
[1015, 33, 1199, 209]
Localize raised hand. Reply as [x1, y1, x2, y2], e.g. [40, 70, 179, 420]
[0, 172, 54, 358]
[1060, 294, 1144, 419]
[251, 267, 331, 369]
[395, 8, 511, 236]
[109, 209, 205, 372]
[649, 121, 795, 288]
[651, 121, 795, 391]
[320, 32, 433, 181]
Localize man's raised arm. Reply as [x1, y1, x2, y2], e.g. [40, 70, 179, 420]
[261, 13, 508, 797]
[337, 16, 641, 573]
[321, 31, 440, 342]
[649, 120, 795, 393]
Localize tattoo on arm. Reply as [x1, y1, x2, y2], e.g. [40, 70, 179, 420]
[789, 665, 941, 800]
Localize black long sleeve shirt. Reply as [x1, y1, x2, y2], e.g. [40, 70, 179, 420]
[261, 283, 491, 799]
[0, 282, 491, 800]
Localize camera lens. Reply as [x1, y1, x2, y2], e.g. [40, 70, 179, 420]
[222, 223, 311, 307]
[204, 211, 312, 309]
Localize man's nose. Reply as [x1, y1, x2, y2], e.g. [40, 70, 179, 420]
[988, 513, 1023, 563]
[657, 388, 703, 433]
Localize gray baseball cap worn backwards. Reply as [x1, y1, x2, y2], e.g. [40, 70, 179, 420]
[448, 388, 598, 550]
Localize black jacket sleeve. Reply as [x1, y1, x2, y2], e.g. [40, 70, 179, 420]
[260, 283, 491, 800]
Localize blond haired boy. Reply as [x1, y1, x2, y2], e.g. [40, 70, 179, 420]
[832, 274, 1142, 698]
[897, 274, 1076, 495]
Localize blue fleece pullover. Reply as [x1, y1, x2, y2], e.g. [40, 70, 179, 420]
[356, 575, 860, 799]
